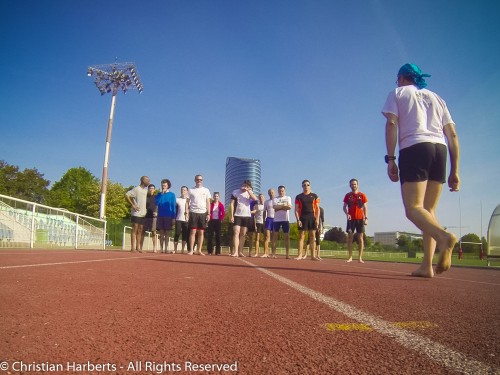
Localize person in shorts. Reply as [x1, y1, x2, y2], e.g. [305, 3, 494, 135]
[253, 193, 266, 257]
[271, 186, 292, 259]
[343, 178, 368, 263]
[295, 179, 320, 260]
[187, 175, 211, 255]
[261, 188, 275, 258]
[174, 186, 189, 254]
[382, 63, 460, 277]
[125, 176, 150, 253]
[230, 180, 257, 257]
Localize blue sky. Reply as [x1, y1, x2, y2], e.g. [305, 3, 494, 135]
[1, 0, 499, 238]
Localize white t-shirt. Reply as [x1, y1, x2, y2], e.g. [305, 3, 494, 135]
[265, 199, 275, 219]
[126, 185, 148, 217]
[381, 85, 454, 150]
[273, 196, 291, 222]
[176, 197, 187, 221]
[255, 203, 265, 224]
[188, 187, 211, 214]
[232, 189, 252, 217]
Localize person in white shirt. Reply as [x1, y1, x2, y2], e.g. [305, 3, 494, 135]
[261, 188, 275, 258]
[271, 186, 292, 259]
[230, 180, 257, 257]
[174, 186, 189, 254]
[125, 176, 150, 253]
[187, 175, 211, 256]
[382, 63, 460, 278]
[253, 193, 265, 257]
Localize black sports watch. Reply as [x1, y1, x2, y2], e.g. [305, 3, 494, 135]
[385, 155, 396, 163]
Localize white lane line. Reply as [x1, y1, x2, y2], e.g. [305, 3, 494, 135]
[0, 255, 159, 269]
[240, 258, 499, 375]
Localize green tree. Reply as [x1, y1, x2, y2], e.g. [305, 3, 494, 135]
[0, 160, 50, 203]
[324, 227, 347, 243]
[80, 180, 129, 219]
[47, 167, 99, 214]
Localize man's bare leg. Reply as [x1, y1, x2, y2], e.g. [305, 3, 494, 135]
[402, 181, 457, 276]
[296, 231, 305, 260]
[196, 231, 205, 255]
[188, 229, 196, 255]
[239, 227, 247, 257]
[346, 233, 353, 262]
[137, 225, 144, 253]
[231, 226, 241, 257]
[262, 230, 271, 257]
[358, 234, 364, 263]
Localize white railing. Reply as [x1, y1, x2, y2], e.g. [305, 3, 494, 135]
[0, 194, 106, 249]
[122, 226, 168, 252]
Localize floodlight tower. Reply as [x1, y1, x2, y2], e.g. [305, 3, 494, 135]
[87, 62, 143, 219]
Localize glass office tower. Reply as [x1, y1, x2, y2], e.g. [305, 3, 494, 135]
[225, 157, 261, 207]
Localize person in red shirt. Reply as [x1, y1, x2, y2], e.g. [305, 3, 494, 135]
[343, 179, 368, 263]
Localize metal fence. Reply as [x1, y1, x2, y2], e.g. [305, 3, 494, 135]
[0, 194, 106, 249]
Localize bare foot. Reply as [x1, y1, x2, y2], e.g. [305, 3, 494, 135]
[359, 259, 364, 264]
[411, 267, 434, 278]
[346, 258, 353, 263]
[436, 232, 457, 274]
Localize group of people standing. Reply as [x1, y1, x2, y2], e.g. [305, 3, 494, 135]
[124, 175, 324, 260]
[125, 173, 369, 264]
[125, 63, 461, 278]
[126, 174, 211, 255]
[229, 179, 326, 260]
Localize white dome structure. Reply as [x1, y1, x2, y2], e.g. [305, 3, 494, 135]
[487, 204, 500, 266]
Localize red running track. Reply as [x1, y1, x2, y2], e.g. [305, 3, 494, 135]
[0, 249, 499, 375]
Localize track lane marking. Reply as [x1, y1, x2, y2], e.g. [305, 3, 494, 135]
[325, 321, 438, 332]
[0, 255, 161, 269]
[240, 258, 499, 375]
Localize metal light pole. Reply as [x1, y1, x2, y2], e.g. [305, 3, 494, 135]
[87, 62, 143, 219]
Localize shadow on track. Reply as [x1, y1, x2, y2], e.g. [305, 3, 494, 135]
[143, 257, 417, 281]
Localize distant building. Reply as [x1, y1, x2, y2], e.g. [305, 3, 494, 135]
[374, 231, 422, 248]
[224, 157, 261, 207]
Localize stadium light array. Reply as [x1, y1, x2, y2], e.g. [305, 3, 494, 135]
[87, 62, 143, 219]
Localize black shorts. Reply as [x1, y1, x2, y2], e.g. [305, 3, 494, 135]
[346, 220, 365, 234]
[233, 216, 253, 229]
[157, 217, 174, 231]
[256, 223, 265, 234]
[399, 142, 447, 184]
[144, 217, 157, 232]
[189, 213, 207, 230]
[299, 216, 317, 231]
[174, 221, 189, 242]
[131, 216, 145, 226]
